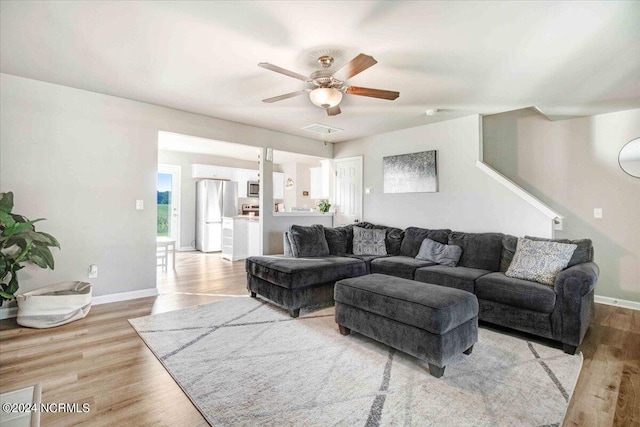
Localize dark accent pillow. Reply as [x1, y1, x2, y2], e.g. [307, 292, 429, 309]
[500, 235, 518, 272]
[415, 238, 463, 267]
[355, 222, 404, 255]
[448, 231, 504, 271]
[288, 224, 330, 257]
[400, 227, 451, 257]
[524, 236, 593, 267]
[323, 225, 354, 255]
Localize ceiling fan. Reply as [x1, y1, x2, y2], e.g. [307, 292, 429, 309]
[258, 53, 399, 116]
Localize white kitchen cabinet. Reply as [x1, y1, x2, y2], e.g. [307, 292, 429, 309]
[273, 172, 285, 200]
[192, 164, 234, 180]
[247, 220, 260, 256]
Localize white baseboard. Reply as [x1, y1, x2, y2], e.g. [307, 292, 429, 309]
[178, 247, 196, 252]
[0, 307, 18, 320]
[595, 295, 640, 311]
[0, 288, 159, 320]
[92, 288, 158, 305]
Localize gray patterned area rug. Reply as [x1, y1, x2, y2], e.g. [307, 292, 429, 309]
[129, 297, 582, 427]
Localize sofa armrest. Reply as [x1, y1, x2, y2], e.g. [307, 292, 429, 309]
[554, 261, 599, 349]
[554, 262, 599, 296]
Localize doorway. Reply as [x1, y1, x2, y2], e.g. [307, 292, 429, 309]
[333, 156, 363, 225]
[157, 164, 181, 245]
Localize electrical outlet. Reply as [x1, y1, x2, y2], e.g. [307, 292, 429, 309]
[136, 200, 144, 210]
[594, 208, 603, 219]
[88, 264, 98, 278]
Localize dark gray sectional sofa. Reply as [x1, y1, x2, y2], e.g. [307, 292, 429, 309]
[246, 222, 599, 354]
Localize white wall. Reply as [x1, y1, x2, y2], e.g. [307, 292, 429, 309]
[0, 74, 330, 299]
[333, 115, 551, 237]
[483, 108, 640, 302]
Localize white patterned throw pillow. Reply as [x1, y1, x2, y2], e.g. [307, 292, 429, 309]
[352, 227, 387, 256]
[506, 238, 577, 286]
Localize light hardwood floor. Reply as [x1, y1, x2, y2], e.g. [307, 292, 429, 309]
[1, 252, 638, 426]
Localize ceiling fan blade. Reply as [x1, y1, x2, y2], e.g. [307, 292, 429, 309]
[332, 53, 378, 81]
[346, 86, 399, 100]
[262, 90, 309, 103]
[258, 62, 310, 82]
[326, 105, 341, 116]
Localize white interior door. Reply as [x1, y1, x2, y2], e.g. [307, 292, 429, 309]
[333, 156, 363, 225]
[157, 164, 181, 246]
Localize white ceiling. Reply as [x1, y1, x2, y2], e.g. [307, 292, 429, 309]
[2, 1, 639, 143]
[158, 131, 324, 165]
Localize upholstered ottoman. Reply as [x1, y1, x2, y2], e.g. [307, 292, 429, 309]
[334, 274, 478, 378]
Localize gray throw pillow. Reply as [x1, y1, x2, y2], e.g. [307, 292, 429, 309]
[353, 227, 387, 256]
[506, 238, 577, 286]
[415, 238, 463, 267]
[288, 224, 330, 258]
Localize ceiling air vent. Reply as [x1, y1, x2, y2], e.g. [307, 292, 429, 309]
[301, 123, 344, 136]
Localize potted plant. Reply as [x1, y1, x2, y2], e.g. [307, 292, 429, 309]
[318, 200, 331, 213]
[0, 192, 60, 305]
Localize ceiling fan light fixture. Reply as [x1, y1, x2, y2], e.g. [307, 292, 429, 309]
[309, 88, 343, 108]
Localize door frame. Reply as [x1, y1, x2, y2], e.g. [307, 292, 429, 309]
[157, 164, 182, 248]
[332, 156, 363, 225]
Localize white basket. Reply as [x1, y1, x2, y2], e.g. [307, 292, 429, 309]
[16, 281, 92, 328]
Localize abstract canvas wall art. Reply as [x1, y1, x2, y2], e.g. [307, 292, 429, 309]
[383, 150, 438, 193]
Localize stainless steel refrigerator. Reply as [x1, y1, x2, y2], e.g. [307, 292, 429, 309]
[196, 180, 238, 252]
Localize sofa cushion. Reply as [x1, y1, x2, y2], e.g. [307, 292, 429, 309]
[399, 227, 451, 257]
[506, 238, 577, 286]
[345, 254, 387, 274]
[415, 238, 463, 267]
[334, 273, 478, 335]
[246, 255, 366, 289]
[353, 227, 387, 255]
[525, 236, 593, 267]
[288, 224, 330, 257]
[370, 256, 436, 279]
[476, 272, 557, 313]
[355, 222, 404, 255]
[414, 265, 491, 293]
[323, 225, 354, 255]
[448, 231, 504, 272]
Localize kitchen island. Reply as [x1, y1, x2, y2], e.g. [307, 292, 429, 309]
[222, 216, 260, 261]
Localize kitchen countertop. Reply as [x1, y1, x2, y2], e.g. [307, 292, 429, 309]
[272, 211, 334, 216]
[224, 215, 259, 221]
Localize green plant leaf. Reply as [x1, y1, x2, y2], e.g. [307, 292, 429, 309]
[0, 211, 16, 228]
[6, 273, 19, 294]
[0, 192, 14, 214]
[27, 252, 48, 269]
[0, 290, 15, 300]
[29, 244, 55, 269]
[39, 232, 61, 248]
[10, 214, 28, 223]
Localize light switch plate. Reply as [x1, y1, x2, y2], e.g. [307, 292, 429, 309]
[136, 200, 144, 210]
[593, 208, 603, 219]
